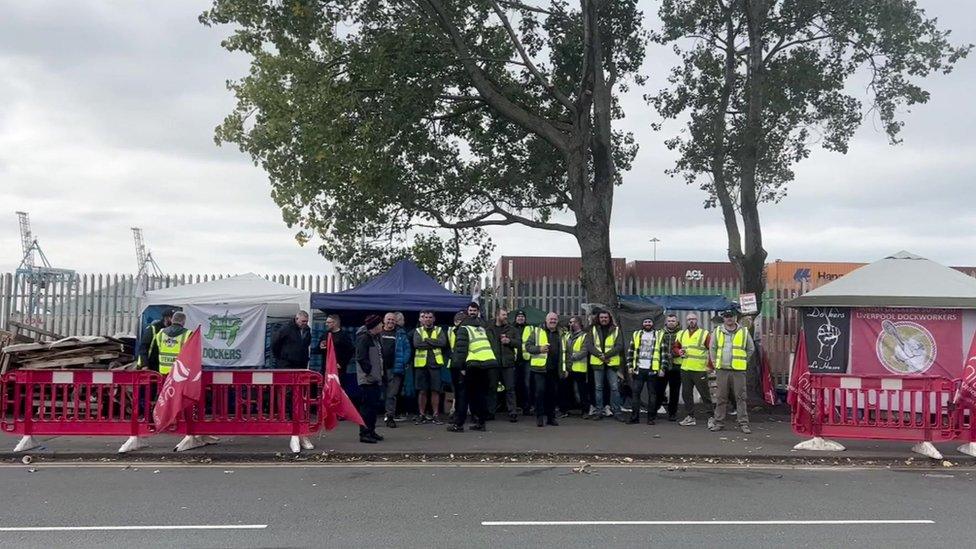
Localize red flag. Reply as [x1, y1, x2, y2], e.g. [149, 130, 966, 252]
[153, 327, 203, 431]
[760, 347, 778, 405]
[787, 333, 814, 431]
[955, 330, 976, 408]
[322, 333, 364, 430]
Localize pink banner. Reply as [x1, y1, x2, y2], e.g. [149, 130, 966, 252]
[850, 308, 962, 378]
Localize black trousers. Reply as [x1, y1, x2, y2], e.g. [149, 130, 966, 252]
[357, 384, 382, 436]
[654, 368, 682, 418]
[531, 370, 559, 420]
[568, 371, 590, 414]
[631, 370, 659, 421]
[456, 367, 489, 426]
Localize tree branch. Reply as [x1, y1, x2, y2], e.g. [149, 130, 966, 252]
[416, 0, 571, 152]
[497, 0, 560, 17]
[488, 0, 577, 112]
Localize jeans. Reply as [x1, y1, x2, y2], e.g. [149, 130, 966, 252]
[384, 373, 403, 418]
[714, 369, 748, 426]
[593, 367, 622, 414]
[680, 369, 713, 418]
[630, 369, 659, 421]
[654, 367, 682, 418]
[531, 370, 559, 420]
[357, 384, 383, 436]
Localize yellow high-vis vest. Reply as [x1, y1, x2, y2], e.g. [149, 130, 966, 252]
[630, 330, 663, 371]
[568, 332, 587, 373]
[154, 328, 190, 375]
[464, 326, 497, 363]
[589, 326, 621, 368]
[528, 327, 567, 373]
[414, 326, 445, 368]
[713, 327, 749, 371]
[677, 328, 709, 372]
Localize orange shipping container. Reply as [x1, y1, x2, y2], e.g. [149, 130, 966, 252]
[765, 260, 865, 286]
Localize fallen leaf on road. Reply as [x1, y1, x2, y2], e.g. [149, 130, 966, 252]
[942, 461, 955, 468]
[223, 470, 234, 474]
[622, 457, 634, 463]
[21, 455, 32, 465]
[27, 467, 36, 473]
[153, 470, 160, 474]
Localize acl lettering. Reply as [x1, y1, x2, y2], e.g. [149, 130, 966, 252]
[203, 348, 243, 361]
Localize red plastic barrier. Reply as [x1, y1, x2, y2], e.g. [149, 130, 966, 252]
[793, 375, 959, 442]
[179, 370, 322, 437]
[0, 369, 164, 438]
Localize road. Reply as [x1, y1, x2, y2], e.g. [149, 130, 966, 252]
[0, 463, 972, 548]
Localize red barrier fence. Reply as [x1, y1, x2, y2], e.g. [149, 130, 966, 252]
[0, 369, 324, 452]
[182, 370, 322, 437]
[1, 369, 164, 439]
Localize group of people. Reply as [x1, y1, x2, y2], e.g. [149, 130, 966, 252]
[333, 303, 756, 444]
[138, 303, 756, 446]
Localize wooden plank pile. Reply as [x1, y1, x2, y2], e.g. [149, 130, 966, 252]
[0, 336, 136, 374]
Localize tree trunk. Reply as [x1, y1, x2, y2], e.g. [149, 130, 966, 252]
[576, 218, 618, 311]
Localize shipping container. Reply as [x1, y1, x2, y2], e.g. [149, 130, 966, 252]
[765, 260, 865, 286]
[627, 260, 738, 281]
[494, 256, 627, 282]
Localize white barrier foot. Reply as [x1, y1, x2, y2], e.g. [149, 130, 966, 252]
[911, 442, 943, 460]
[300, 436, 314, 450]
[118, 436, 149, 454]
[174, 435, 209, 452]
[956, 442, 976, 458]
[289, 436, 301, 453]
[201, 435, 221, 445]
[14, 435, 40, 453]
[793, 437, 846, 451]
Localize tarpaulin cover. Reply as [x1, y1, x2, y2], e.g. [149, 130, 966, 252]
[619, 294, 738, 312]
[311, 260, 472, 312]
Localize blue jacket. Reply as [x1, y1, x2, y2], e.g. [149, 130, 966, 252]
[392, 327, 412, 375]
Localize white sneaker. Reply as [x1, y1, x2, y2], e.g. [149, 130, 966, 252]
[588, 405, 597, 416]
[678, 416, 696, 426]
[620, 406, 633, 413]
[730, 410, 737, 416]
[603, 405, 613, 417]
[707, 417, 716, 429]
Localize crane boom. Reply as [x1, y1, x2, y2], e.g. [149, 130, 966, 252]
[16, 211, 34, 268]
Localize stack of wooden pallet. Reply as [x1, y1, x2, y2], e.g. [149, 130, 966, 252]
[0, 336, 136, 374]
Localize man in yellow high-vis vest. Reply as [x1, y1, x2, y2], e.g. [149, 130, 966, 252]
[565, 316, 591, 418]
[413, 310, 448, 424]
[586, 310, 624, 420]
[708, 310, 755, 433]
[447, 302, 498, 433]
[525, 312, 566, 428]
[139, 308, 174, 371]
[677, 313, 714, 427]
[627, 317, 663, 425]
[154, 311, 190, 375]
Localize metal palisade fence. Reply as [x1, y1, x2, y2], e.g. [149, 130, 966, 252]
[0, 272, 820, 385]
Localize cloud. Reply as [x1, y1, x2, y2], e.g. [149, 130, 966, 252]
[0, 0, 973, 278]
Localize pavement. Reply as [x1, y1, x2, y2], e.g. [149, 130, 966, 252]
[3, 409, 975, 465]
[1, 462, 974, 548]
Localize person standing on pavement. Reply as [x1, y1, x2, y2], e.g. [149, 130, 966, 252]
[513, 310, 534, 417]
[447, 302, 497, 433]
[381, 312, 411, 429]
[586, 310, 625, 421]
[139, 308, 174, 371]
[709, 310, 755, 433]
[525, 312, 566, 427]
[446, 310, 466, 425]
[271, 311, 312, 369]
[653, 314, 683, 421]
[355, 315, 386, 444]
[565, 316, 591, 418]
[627, 318, 662, 425]
[413, 310, 448, 425]
[154, 311, 190, 375]
[676, 313, 714, 427]
[487, 307, 520, 422]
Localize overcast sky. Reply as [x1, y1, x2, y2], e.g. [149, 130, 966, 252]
[1, 1, 974, 276]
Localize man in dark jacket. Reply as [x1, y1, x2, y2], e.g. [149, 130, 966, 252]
[272, 311, 311, 369]
[355, 315, 386, 444]
[513, 310, 533, 416]
[447, 302, 497, 432]
[654, 314, 683, 421]
[525, 312, 565, 427]
[487, 307, 520, 423]
[139, 308, 174, 371]
[315, 314, 354, 372]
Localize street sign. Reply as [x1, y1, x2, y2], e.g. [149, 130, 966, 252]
[739, 293, 758, 314]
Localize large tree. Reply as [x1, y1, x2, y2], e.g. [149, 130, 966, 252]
[652, 0, 970, 302]
[202, 0, 647, 305]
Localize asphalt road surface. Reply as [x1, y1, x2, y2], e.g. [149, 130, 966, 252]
[0, 463, 972, 548]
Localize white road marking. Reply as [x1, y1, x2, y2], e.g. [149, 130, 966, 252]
[482, 520, 935, 526]
[0, 525, 268, 532]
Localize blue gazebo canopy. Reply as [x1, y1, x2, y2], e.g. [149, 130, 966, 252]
[311, 260, 472, 312]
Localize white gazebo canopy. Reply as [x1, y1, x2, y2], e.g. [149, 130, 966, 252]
[789, 251, 976, 309]
[141, 273, 311, 317]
